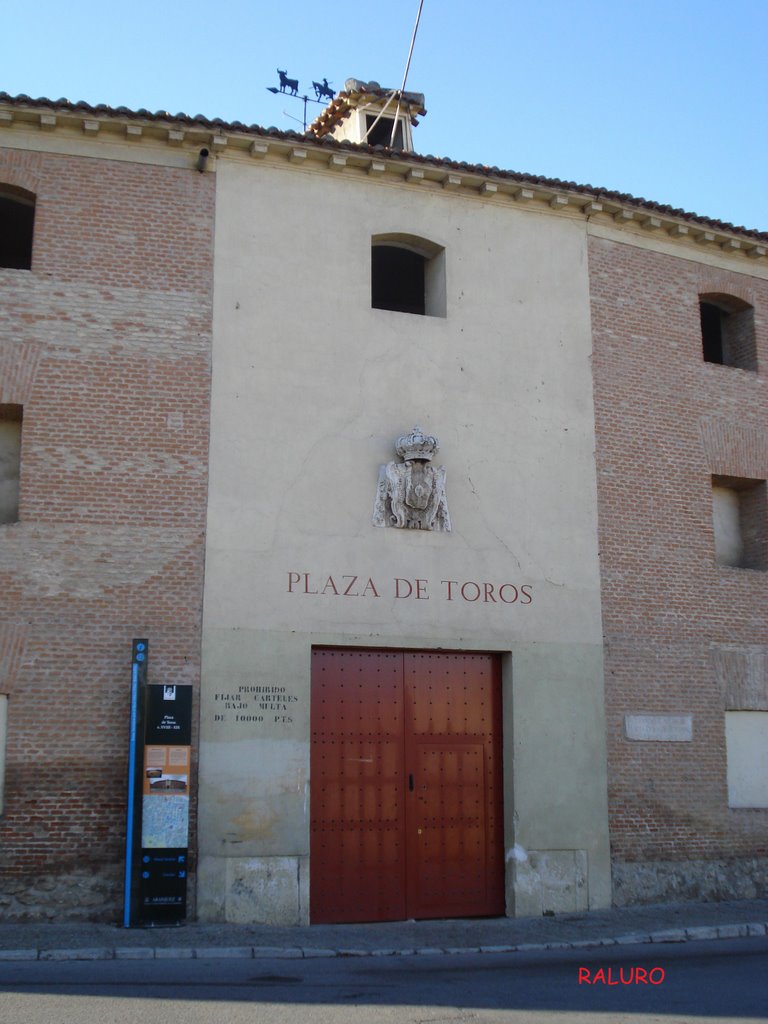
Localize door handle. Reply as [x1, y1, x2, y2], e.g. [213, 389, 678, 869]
[408, 773, 414, 792]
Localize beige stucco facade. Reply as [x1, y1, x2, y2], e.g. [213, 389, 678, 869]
[197, 152, 612, 924]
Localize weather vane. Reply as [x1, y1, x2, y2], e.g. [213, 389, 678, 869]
[267, 69, 335, 131]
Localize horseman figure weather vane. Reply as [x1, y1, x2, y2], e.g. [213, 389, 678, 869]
[267, 69, 335, 130]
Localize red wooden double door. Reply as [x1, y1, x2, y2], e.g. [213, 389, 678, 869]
[310, 648, 505, 923]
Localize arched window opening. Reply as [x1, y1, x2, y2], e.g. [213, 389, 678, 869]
[0, 186, 36, 270]
[371, 234, 446, 318]
[700, 293, 756, 371]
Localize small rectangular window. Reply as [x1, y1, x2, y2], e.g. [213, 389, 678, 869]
[371, 235, 446, 318]
[700, 295, 757, 371]
[0, 189, 35, 270]
[372, 245, 425, 314]
[0, 404, 22, 524]
[712, 475, 767, 571]
[365, 115, 404, 149]
[700, 302, 724, 363]
[725, 711, 768, 808]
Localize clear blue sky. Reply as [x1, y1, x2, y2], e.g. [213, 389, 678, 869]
[3, 0, 767, 231]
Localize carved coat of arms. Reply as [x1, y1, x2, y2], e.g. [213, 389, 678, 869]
[372, 425, 451, 532]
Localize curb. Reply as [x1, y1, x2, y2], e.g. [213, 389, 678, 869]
[0, 921, 766, 963]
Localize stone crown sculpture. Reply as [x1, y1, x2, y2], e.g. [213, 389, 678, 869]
[395, 426, 439, 462]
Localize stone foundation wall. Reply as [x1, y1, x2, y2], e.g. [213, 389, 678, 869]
[0, 864, 199, 922]
[0, 865, 121, 922]
[613, 857, 768, 907]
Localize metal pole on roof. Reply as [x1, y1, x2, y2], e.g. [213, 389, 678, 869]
[390, 0, 425, 148]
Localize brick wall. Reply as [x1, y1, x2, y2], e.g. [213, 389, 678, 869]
[589, 235, 768, 903]
[0, 145, 214, 920]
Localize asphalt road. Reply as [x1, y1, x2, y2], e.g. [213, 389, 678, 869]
[1, 937, 766, 1024]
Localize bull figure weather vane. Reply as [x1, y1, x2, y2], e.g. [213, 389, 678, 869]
[267, 69, 335, 130]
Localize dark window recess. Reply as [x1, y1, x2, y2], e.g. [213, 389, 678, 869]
[366, 115, 404, 149]
[700, 295, 756, 371]
[0, 404, 23, 525]
[372, 246, 425, 315]
[0, 193, 35, 270]
[700, 302, 724, 364]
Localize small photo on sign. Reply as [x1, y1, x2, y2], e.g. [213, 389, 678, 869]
[143, 746, 191, 796]
[149, 774, 188, 792]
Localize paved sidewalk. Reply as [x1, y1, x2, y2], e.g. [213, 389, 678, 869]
[1, 898, 767, 961]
